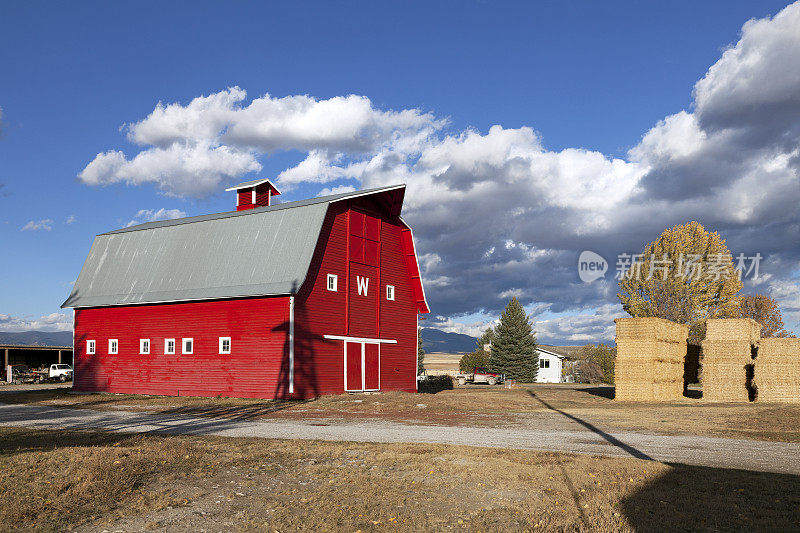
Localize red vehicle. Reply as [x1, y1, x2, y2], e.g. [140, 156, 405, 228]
[457, 367, 505, 386]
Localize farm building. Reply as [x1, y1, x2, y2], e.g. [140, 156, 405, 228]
[61, 181, 429, 399]
[535, 347, 564, 383]
[3, 344, 73, 381]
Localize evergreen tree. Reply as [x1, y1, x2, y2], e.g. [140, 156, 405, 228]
[417, 328, 425, 374]
[491, 297, 538, 381]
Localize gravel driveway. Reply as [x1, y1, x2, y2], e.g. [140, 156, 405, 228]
[2, 402, 799, 475]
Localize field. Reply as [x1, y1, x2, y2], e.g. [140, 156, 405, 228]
[4, 383, 800, 442]
[2, 427, 799, 532]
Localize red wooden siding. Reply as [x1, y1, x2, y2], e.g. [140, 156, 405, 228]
[378, 217, 419, 392]
[72, 190, 423, 400]
[348, 263, 378, 337]
[236, 189, 255, 211]
[345, 342, 361, 391]
[73, 297, 290, 398]
[292, 202, 349, 397]
[364, 344, 380, 390]
[255, 183, 272, 206]
[292, 199, 418, 396]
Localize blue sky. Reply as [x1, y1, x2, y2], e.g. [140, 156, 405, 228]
[1, 1, 798, 341]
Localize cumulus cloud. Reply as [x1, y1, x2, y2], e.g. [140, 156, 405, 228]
[126, 208, 187, 227]
[79, 89, 442, 197]
[21, 219, 54, 232]
[316, 184, 357, 197]
[78, 3, 800, 342]
[66, 215, 77, 225]
[0, 312, 73, 332]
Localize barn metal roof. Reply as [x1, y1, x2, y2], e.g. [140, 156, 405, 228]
[62, 185, 405, 308]
[224, 177, 281, 192]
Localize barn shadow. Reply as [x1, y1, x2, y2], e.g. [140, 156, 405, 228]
[618, 463, 800, 531]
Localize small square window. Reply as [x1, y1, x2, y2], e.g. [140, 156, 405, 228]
[182, 338, 193, 355]
[86, 340, 95, 355]
[165, 338, 176, 354]
[327, 274, 338, 292]
[386, 285, 395, 301]
[540, 359, 550, 369]
[219, 337, 231, 354]
[108, 339, 118, 355]
[140, 339, 150, 354]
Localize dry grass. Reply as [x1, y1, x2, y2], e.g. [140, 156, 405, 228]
[5, 384, 800, 442]
[1, 427, 798, 532]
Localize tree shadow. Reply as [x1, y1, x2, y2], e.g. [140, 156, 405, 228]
[272, 205, 339, 400]
[619, 462, 800, 531]
[527, 390, 653, 461]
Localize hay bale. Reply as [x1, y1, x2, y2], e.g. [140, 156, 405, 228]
[702, 318, 761, 402]
[615, 317, 688, 401]
[755, 338, 800, 402]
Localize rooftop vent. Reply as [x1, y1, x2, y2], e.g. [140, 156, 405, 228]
[225, 178, 281, 211]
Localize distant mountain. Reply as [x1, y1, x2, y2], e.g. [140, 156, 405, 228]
[0, 331, 72, 347]
[420, 328, 477, 354]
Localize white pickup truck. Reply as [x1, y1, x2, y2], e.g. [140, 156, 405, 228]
[34, 364, 73, 383]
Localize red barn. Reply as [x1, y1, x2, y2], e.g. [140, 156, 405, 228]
[61, 182, 429, 399]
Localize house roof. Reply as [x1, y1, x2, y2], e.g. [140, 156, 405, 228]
[536, 347, 566, 359]
[538, 345, 583, 358]
[224, 177, 281, 193]
[62, 185, 406, 309]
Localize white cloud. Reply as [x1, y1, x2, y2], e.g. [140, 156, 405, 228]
[21, 219, 54, 232]
[66, 215, 77, 225]
[80, 88, 442, 197]
[80, 143, 262, 198]
[0, 312, 72, 332]
[76, 2, 800, 342]
[127, 208, 187, 227]
[316, 184, 356, 197]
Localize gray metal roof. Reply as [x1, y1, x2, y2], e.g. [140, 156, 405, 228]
[62, 185, 405, 308]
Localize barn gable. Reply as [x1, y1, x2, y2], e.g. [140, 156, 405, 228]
[62, 184, 427, 311]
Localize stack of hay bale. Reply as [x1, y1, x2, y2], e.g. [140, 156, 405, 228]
[755, 338, 800, 402]
[702, 318, 761, 402]
[615, 317, 688, 401]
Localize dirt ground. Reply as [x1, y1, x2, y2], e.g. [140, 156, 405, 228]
[3, 383, 800, 443]
[1, 427, 798, 532]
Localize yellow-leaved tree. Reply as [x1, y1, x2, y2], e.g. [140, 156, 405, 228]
[617, 221, 742, 331]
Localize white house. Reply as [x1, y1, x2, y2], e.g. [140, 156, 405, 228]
[536, 347, 564, 383]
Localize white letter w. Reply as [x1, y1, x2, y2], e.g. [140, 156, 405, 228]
[356, 276, 369, 296]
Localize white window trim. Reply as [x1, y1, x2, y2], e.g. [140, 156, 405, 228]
[86, 340, 95, 355]
[108, 339, 118, 355]
[182, 338, 193, 355]
[164, 338, 176, 355]
[327, 273, 338, 292]
[219, 337, 231, 354]
[140, 338, 150, 355]
[386, 285, 395, 301]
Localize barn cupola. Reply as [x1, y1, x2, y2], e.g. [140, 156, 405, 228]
[225, 178, 282, 211]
